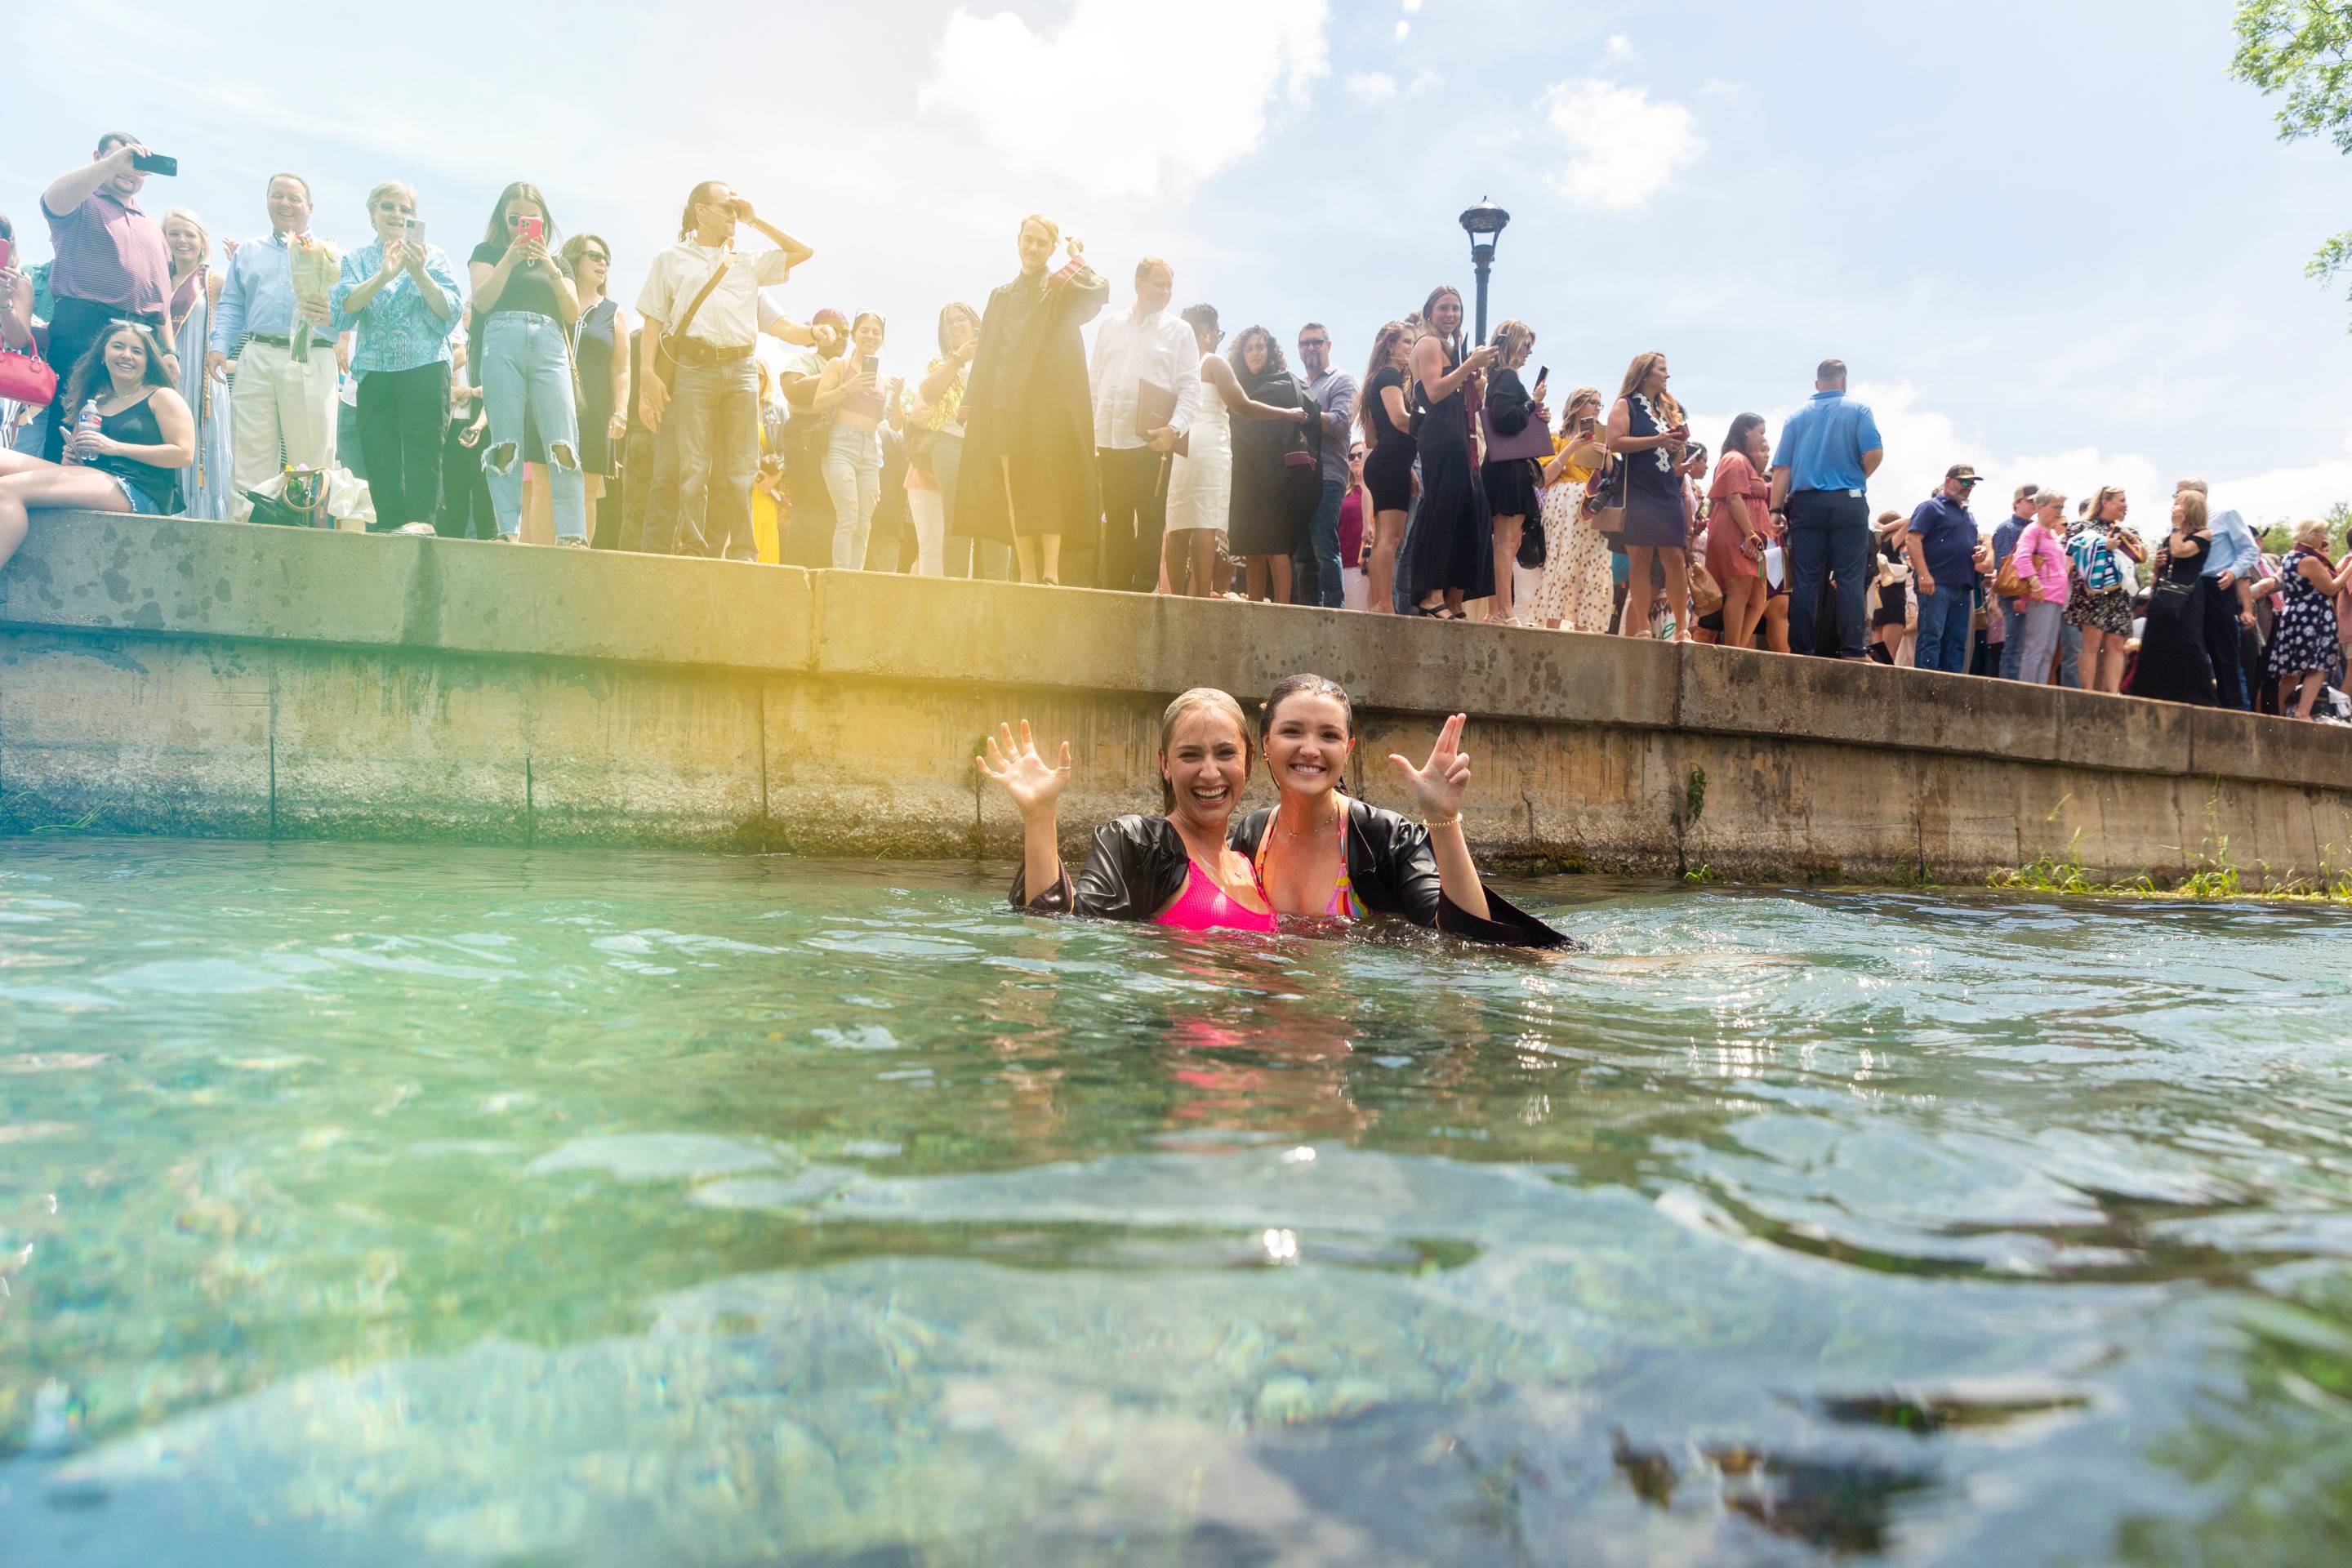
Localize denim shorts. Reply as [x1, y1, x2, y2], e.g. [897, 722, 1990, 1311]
[111, 475, 167, 515]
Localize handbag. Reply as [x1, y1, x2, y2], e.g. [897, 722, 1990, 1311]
[1992, 552, 2029, 601]
[1587, 457, 1628, 536]
[652, 257, 732, 383]
[1480, 398, 1553, 464]
[0, 341, 57, 408]
[1687, 556, 1725, 617]
[2147, 572, 2196, 624]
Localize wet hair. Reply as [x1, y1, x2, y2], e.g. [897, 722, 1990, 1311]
[679, 180, 729, 239]
[1356, 320, 1412, 442]
[482, 182, 560, 254]
[1227, 325, 1285, 382]
[1258, 674, 1355, 742]
[936, 301, 979, 354]
[63, 319, 173, 413]
[1159, 688, 1252, 812]
[1721, 412, 1766, 464]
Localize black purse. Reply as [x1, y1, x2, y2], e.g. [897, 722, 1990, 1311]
[2147, 573, 2196, 624]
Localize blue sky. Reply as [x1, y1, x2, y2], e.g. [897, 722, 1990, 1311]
[9, 0, 2349, 529]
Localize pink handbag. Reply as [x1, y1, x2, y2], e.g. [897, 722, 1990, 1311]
[0, 341, 56, 408]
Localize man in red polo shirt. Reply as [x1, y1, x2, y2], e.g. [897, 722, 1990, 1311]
[38, 132, 173, 462]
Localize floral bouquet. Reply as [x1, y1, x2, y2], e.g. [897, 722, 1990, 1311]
[287, 234, 340, 363]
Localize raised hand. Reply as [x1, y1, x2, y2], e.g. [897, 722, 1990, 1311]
[1387, 712, 1473, 822]
[977, 719, 1071, 822]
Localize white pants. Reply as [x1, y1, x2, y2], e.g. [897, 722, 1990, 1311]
[228, 338, 340, 520]
[906, 484, 947, 577]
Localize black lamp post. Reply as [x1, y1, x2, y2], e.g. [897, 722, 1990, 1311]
[1458, 198, 1511, 346]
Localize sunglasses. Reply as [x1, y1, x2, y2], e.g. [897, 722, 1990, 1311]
[583, 252, 609, 265]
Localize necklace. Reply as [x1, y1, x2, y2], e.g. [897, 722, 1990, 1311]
[1272, 796, 1340, 841]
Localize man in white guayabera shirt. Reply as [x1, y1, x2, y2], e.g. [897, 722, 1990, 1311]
[1087, 256, 1200, 592]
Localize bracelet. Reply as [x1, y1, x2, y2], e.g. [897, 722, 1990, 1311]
[1424, 813, 1463, 831]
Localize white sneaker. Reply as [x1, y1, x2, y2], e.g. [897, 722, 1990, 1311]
[394, 522, 438, 537]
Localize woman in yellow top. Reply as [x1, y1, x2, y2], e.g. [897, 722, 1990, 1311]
[1524, 386, 1613, 631]
[902, 302, 978, 577]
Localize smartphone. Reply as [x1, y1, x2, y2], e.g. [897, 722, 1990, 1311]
[515, 216, 543, 244]
[861, 354, 880, 378]
[1533, 364, 1550, 392]
[131, 152, 178, 176]
[403, 219, 427, 249]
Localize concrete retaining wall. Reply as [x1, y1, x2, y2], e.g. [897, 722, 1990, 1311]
[7, 512, 2352, 884]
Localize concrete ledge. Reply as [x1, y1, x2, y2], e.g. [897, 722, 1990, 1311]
[9, 510, 2352, 884]
[0, 513, 813, 673]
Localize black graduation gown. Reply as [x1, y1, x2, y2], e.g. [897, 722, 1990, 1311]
[953, 264, 1109, 547]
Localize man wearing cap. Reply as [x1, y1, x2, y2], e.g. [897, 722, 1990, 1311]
[1769, 359, 1884, 659]
[1989, 484, 2038, 679]
[1904, 466, 1991, 675]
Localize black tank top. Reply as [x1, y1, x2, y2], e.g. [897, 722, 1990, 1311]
[88, 393, 183, 514]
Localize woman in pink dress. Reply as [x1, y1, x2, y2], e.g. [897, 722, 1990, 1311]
[1706, 413, 1775, 651]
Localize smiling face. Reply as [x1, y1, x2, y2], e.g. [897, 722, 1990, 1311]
[1016, 220, 1056, 275]
[162, 216, 204, 270]
[1428, 293, 1462, 336]
[1161, 706, 1251, 831]
[266, 176, 312, 236]
[1136, 263, 1173, 316]
[98, 136, 145, 198]
[1263, 691, 1355, 801]
[100, 325, 150, 388]
[370, 189, 415, 245]
[942, 305, 978, 355]
[2100, 490, 2128, 523]
[852, 316, 885, 355]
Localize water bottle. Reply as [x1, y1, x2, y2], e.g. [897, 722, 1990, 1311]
[67, 399, 100, 465]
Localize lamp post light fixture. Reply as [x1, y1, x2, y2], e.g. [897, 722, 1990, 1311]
[1458, 198, 1511, 346]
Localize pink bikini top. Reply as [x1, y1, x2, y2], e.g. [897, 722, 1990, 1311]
[1156, 858, 1279, 933]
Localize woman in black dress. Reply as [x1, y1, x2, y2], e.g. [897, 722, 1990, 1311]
[1402, 284, 1499, 619]
[1606, 350, 1692, 639]
[1356, 320, 1418, 615]
[1479, 318, 1544, 624]
[559, 234, 628, 547]
[1223, 324, 1316, 603]
[2129, 488, 2217, 706]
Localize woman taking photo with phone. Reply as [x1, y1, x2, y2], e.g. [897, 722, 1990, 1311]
[332, 180, 461, 534]
[813, 312, 891, 570]
[469, 182, 585, 546]
[1401, 285, 1498, 620]
[1223, 324, 1317, 603]
[1355, 320, 1418, 615]
[1707, 412, 1775, 651]
[1479, 320, 1544, 624]
[1526, 386, 1612, 633]
[557, 234, 628, 544]
[1607, 350, 1692, 640]
[0, 322, 191, 575]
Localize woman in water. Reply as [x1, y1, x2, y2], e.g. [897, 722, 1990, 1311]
[982, 677, 1568, 947]
[982, 690, 1276, 931]
[1228, 675, 1566, 947]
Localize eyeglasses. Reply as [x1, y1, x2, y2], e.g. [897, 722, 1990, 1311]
[583, 252, 609, 265]
[1299, 338, 1329, 349]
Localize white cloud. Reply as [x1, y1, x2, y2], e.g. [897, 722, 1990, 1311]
[1699, 77, 1741, 97]
[1345, 70, 1398, 104]
[1540, 77, 1705, 210]
[1604, 33, 1637, 60]
[919, 0, 1330, 199]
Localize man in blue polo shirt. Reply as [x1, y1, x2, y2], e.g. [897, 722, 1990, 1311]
[1904, 464, 1991, 674]
[1770, 359, 1884, 659]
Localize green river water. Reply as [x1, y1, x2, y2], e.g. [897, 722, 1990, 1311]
[1, 838, 2348, 1566]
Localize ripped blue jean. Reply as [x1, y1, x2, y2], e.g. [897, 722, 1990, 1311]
[482, 311, 586, 541]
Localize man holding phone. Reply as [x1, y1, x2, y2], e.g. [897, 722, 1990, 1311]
[36, 132, 175, 461]
[211, 172, 346, 518]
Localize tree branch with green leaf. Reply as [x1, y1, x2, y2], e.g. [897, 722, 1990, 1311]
[2230, 1, 2352, 320]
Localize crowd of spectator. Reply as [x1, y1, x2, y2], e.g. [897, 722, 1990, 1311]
[2, 132, 2345, 719]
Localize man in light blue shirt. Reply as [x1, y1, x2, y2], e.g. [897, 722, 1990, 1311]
[2181, 478, 2260, 709]
[209, 173, 346, 519]
[1768, 359, 1884, 658]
